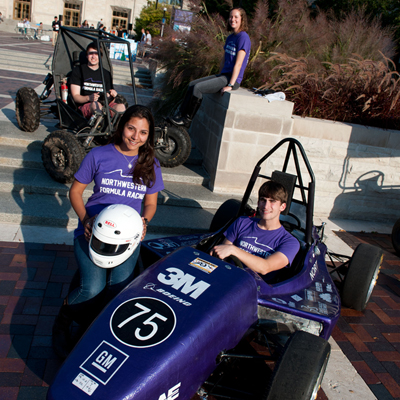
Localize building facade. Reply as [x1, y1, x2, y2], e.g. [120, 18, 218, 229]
[0, 0, 183, 31]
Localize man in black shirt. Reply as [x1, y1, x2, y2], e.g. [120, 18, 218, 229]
[69, 42, 125, 118]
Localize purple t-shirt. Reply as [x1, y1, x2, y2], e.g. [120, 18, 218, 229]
[224, 217, 300, 279]
[220, 31, 251, 84]
[73, 143, 164, 238]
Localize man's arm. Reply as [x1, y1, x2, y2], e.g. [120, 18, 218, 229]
[70, 84, 99, 105]
[211, 238, 289, 275]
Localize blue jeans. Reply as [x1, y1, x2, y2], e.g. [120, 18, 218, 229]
[68, 235, 140, 311]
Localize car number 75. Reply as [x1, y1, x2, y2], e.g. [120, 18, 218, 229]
[117, 302, 168, 341]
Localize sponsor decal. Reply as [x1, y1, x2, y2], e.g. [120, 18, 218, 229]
[288, 301, 296, 308]
[158, 382, 181, 400]
[319, 293, 332, 303]
[318, 302, 328, 315]
[326, 283, 333, 293]
[189, 257, 218, 274]
[291, 294, 302, 302]
[147, 239, 180, 250]
[315, 282, 323, 292]
[79, 341, 129, 385]
[310, 261, 318, 280]
[157, 267, 210, 299]
[305, 290, 317, 302]
[301, 305, 318, 313]
[111, 297, 176, 348]
[105, 220, 115, 228]
[143, 282, 192, 306]
[271, 297, 287, 305]
[72, 373, 99, 396]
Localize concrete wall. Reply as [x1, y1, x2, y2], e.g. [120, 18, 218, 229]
[189, 88, 400, 222]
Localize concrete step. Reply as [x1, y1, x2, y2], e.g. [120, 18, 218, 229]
[0, 49, 152, 87]
[0, 163, 240, 212]
[0, 190, 216, 234]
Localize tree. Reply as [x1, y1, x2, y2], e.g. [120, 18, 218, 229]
[134, 1, 172, 40]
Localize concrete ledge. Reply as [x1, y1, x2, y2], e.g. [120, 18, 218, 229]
[190, 89, 400, 222]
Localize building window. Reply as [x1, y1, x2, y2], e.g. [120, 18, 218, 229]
[112, 10, 128, 30]
[63, 2, 81, 27]
[14, 0, 30, 20]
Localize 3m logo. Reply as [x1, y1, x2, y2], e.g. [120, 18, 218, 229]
[158, 382, 181, 400]
[80, 341, 129, 385]
[157, 268, 210, 299]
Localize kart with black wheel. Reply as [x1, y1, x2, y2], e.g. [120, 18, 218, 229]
[15, 87, 41, 132]
[15, 26, 192, 183]
[154, 122, 191, 168]
[392, 218, 400, 256]
[41, 130, 86, 183]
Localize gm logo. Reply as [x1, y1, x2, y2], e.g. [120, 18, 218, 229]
[80, 341, 129, 385]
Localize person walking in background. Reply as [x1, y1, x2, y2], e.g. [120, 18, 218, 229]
[97, 18, 103, 29]
[169, 7, 251, 129]
[145, 29, 152, 46]
[0, 13, 4, 23]
[52, 16, 61, 46]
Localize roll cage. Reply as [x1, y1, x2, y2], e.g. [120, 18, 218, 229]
[42, 26, 137, 133]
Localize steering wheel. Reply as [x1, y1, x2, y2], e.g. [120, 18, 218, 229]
[224, 255, 244, 269]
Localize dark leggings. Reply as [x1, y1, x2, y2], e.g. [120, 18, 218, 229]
[187, 74, 239, 99]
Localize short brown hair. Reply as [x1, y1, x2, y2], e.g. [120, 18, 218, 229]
[258, 181, 288, 204]
[86, 41, 103, 55]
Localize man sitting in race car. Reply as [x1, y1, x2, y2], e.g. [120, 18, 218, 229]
[211, 180, 300, 282]
[69, 42, 126, 119]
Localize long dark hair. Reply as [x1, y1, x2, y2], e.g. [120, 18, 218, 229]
[111, 105, 156, 187]
[228, 7, 248, 33]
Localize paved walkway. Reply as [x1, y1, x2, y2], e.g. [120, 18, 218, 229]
[332, 231, 400, 400]
[0, 228, 398, 400]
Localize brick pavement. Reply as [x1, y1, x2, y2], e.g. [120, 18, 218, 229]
[0, 232, 398, 399]
[333, 231, 400, 400]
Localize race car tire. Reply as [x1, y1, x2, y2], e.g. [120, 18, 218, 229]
[391, 218, 400, 256]
[341, 243, 383, 311]
[42, 130, 86, 183]
[264, 331, 330, 400]
[209, 199, 242, 232]
[15, 87, 41, 132]
[155, 124, 191, 168]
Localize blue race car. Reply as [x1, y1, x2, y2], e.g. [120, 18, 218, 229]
[47, 138, 383, 400]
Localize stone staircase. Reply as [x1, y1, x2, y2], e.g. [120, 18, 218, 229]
[0, 47, 153, 88]
[0, 118, 241, 236]
[0, 34, 241, 237]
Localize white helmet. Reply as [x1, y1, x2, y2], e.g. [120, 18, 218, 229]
[89, 204, 143, 268]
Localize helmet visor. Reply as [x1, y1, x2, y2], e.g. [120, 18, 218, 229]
[91, 235, 130, 256]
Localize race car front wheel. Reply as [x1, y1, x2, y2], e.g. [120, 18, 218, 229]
[264, 331, 330, 400]
[341, 243, 383, 311]
[391, 218, 400, 256]
[15, 87, 41, 132]
[42, 130, 86, 183]
[155, 124, 191, 168]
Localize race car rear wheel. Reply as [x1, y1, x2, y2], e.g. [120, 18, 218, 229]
[15, 87, 41, 132]
[42, 130, 86, 183]
[391, 218, 400, 256]
[341, 243, 383, 311]
[264, 331, 330, 400]
[209, 199, 242, 232]
[155, 124, 191, 168]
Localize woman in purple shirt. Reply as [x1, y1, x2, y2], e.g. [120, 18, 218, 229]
[170, 7, 251, 129]
[52, 105, 164, 359]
